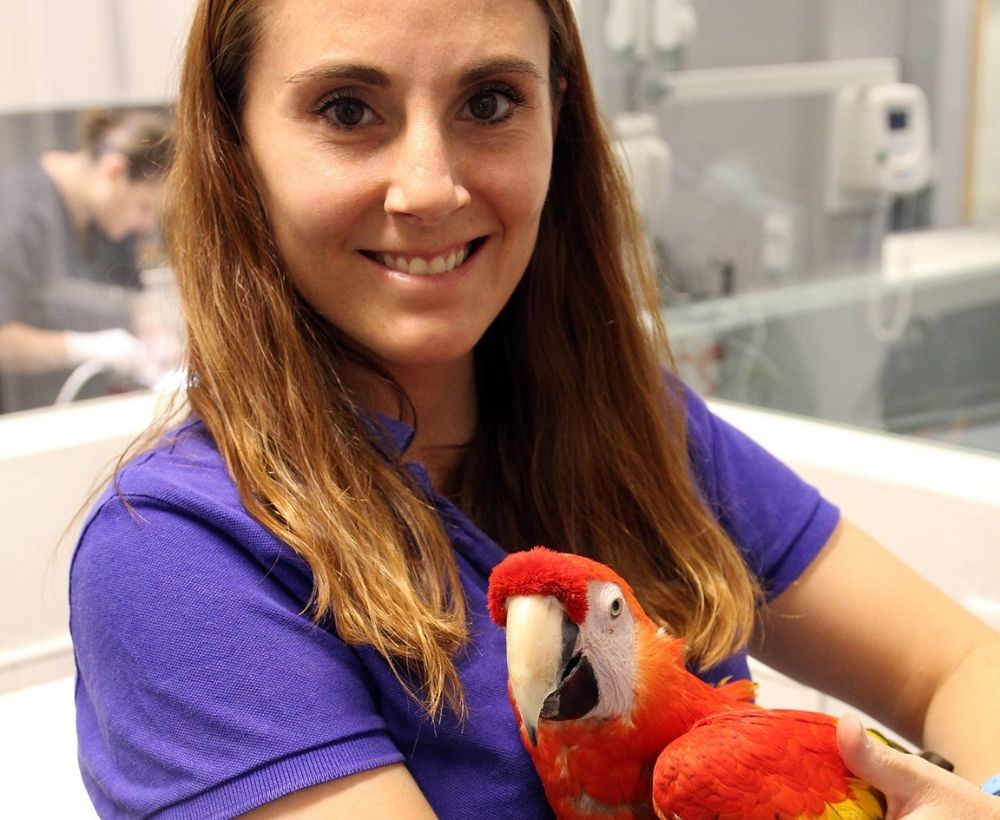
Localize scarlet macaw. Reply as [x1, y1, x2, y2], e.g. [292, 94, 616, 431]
[487, 546, 893, 820]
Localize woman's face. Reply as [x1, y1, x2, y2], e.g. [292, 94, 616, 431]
[241, 0, 557, 381]
[91, 153, 164, 241]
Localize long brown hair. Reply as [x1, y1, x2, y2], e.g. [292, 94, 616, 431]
[164, 0, 760, 719]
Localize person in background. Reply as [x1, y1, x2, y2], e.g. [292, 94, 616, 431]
[69, 1, 1000, 818]
[0, 107, 173, 413]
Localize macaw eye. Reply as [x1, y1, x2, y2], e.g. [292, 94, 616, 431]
[609, 597, 623, 618]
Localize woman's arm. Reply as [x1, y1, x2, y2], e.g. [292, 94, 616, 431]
[0, 321, 73, 371]
[241, 763, 438, 818]
[753, 518, 1000, 782]
[0, 320, 143, 375]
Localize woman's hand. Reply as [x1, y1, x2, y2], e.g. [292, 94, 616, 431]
[837, 713, 1000, 819]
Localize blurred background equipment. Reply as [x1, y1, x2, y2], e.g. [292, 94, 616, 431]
[573, 0, 1000, 456]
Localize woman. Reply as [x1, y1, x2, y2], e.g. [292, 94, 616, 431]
[0, 108, 172, 412]
[69, 0, 1000, 817]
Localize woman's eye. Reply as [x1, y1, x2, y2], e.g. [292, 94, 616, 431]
[467, 92, 507, 122]
[462, 87, 524, 125]
[318, 95, 375, 129]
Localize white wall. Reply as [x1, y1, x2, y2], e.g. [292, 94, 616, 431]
[0, 0, 197, 113]
[0, 393, 161, 817]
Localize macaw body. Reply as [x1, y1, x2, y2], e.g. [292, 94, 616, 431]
[487, 547, 888, 820]
[527, 639, 762, 819]
[653, 708, 884, 819]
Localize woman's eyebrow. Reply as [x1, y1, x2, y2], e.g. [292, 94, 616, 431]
[459, 57, 546, 86]
[285, 62, 390, 87]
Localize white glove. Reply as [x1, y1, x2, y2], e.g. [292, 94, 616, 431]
[64, 328, 145, 377]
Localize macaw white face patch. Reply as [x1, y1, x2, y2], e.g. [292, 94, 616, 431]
[578, 580, 637, 720]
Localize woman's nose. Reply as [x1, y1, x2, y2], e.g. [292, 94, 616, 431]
[383, 121, 471, 222]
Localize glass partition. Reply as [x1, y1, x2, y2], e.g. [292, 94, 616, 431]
[577, 0, 1000, 456]
[664, 245, 1000, 451]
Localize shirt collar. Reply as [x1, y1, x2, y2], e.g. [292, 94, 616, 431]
[362, 410, 416, 456]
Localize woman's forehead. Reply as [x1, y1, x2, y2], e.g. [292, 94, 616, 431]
[250, 0, 551, 85]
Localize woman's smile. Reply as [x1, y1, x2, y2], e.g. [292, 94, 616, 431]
[362, 238, 484, 277]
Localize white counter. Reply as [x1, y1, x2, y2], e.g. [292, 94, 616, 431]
[0, 391, 164, 694]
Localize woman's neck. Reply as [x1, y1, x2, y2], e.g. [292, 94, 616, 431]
[356, 357, 477, 493]
[39, 150, 93, 238]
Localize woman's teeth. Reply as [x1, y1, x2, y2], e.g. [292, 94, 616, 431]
[376, 244, 470, 275]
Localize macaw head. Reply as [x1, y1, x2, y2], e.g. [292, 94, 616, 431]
[488, 547, 665, 745]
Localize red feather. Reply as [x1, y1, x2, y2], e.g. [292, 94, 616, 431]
[652, 709, 885, 819]
[487, 547, 628, 626]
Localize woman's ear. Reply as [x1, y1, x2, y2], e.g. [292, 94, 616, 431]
[96, 151, 129, 184]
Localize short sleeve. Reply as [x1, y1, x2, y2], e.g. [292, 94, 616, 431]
[70, 491, 404, 819]
[683, 389, 841, 600]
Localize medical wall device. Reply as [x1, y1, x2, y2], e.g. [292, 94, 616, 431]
[826, 82, 933, 212]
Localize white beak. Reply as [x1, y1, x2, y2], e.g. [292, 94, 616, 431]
[504, 594, 570, 745]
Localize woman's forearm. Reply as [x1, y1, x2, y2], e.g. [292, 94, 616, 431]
[922, 636, 1000, 784]
[0, 321, 73, 372]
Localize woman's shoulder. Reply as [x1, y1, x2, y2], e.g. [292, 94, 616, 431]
[671, 379, 840, 597]
[71, 414, 311, 615]
[79, 416, 284, 563]
[105, 417, 239, 511]
[675, 380, 781, 493]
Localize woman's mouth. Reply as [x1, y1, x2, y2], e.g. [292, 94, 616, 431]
[364, 238, 485, 276]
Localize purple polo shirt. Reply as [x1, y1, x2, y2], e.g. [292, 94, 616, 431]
[69, 387, 838, 818]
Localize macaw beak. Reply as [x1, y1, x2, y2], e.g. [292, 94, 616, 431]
[504, 595, 599, 746]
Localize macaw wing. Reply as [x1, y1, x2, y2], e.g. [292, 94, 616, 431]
[651, 708, 885, 820]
